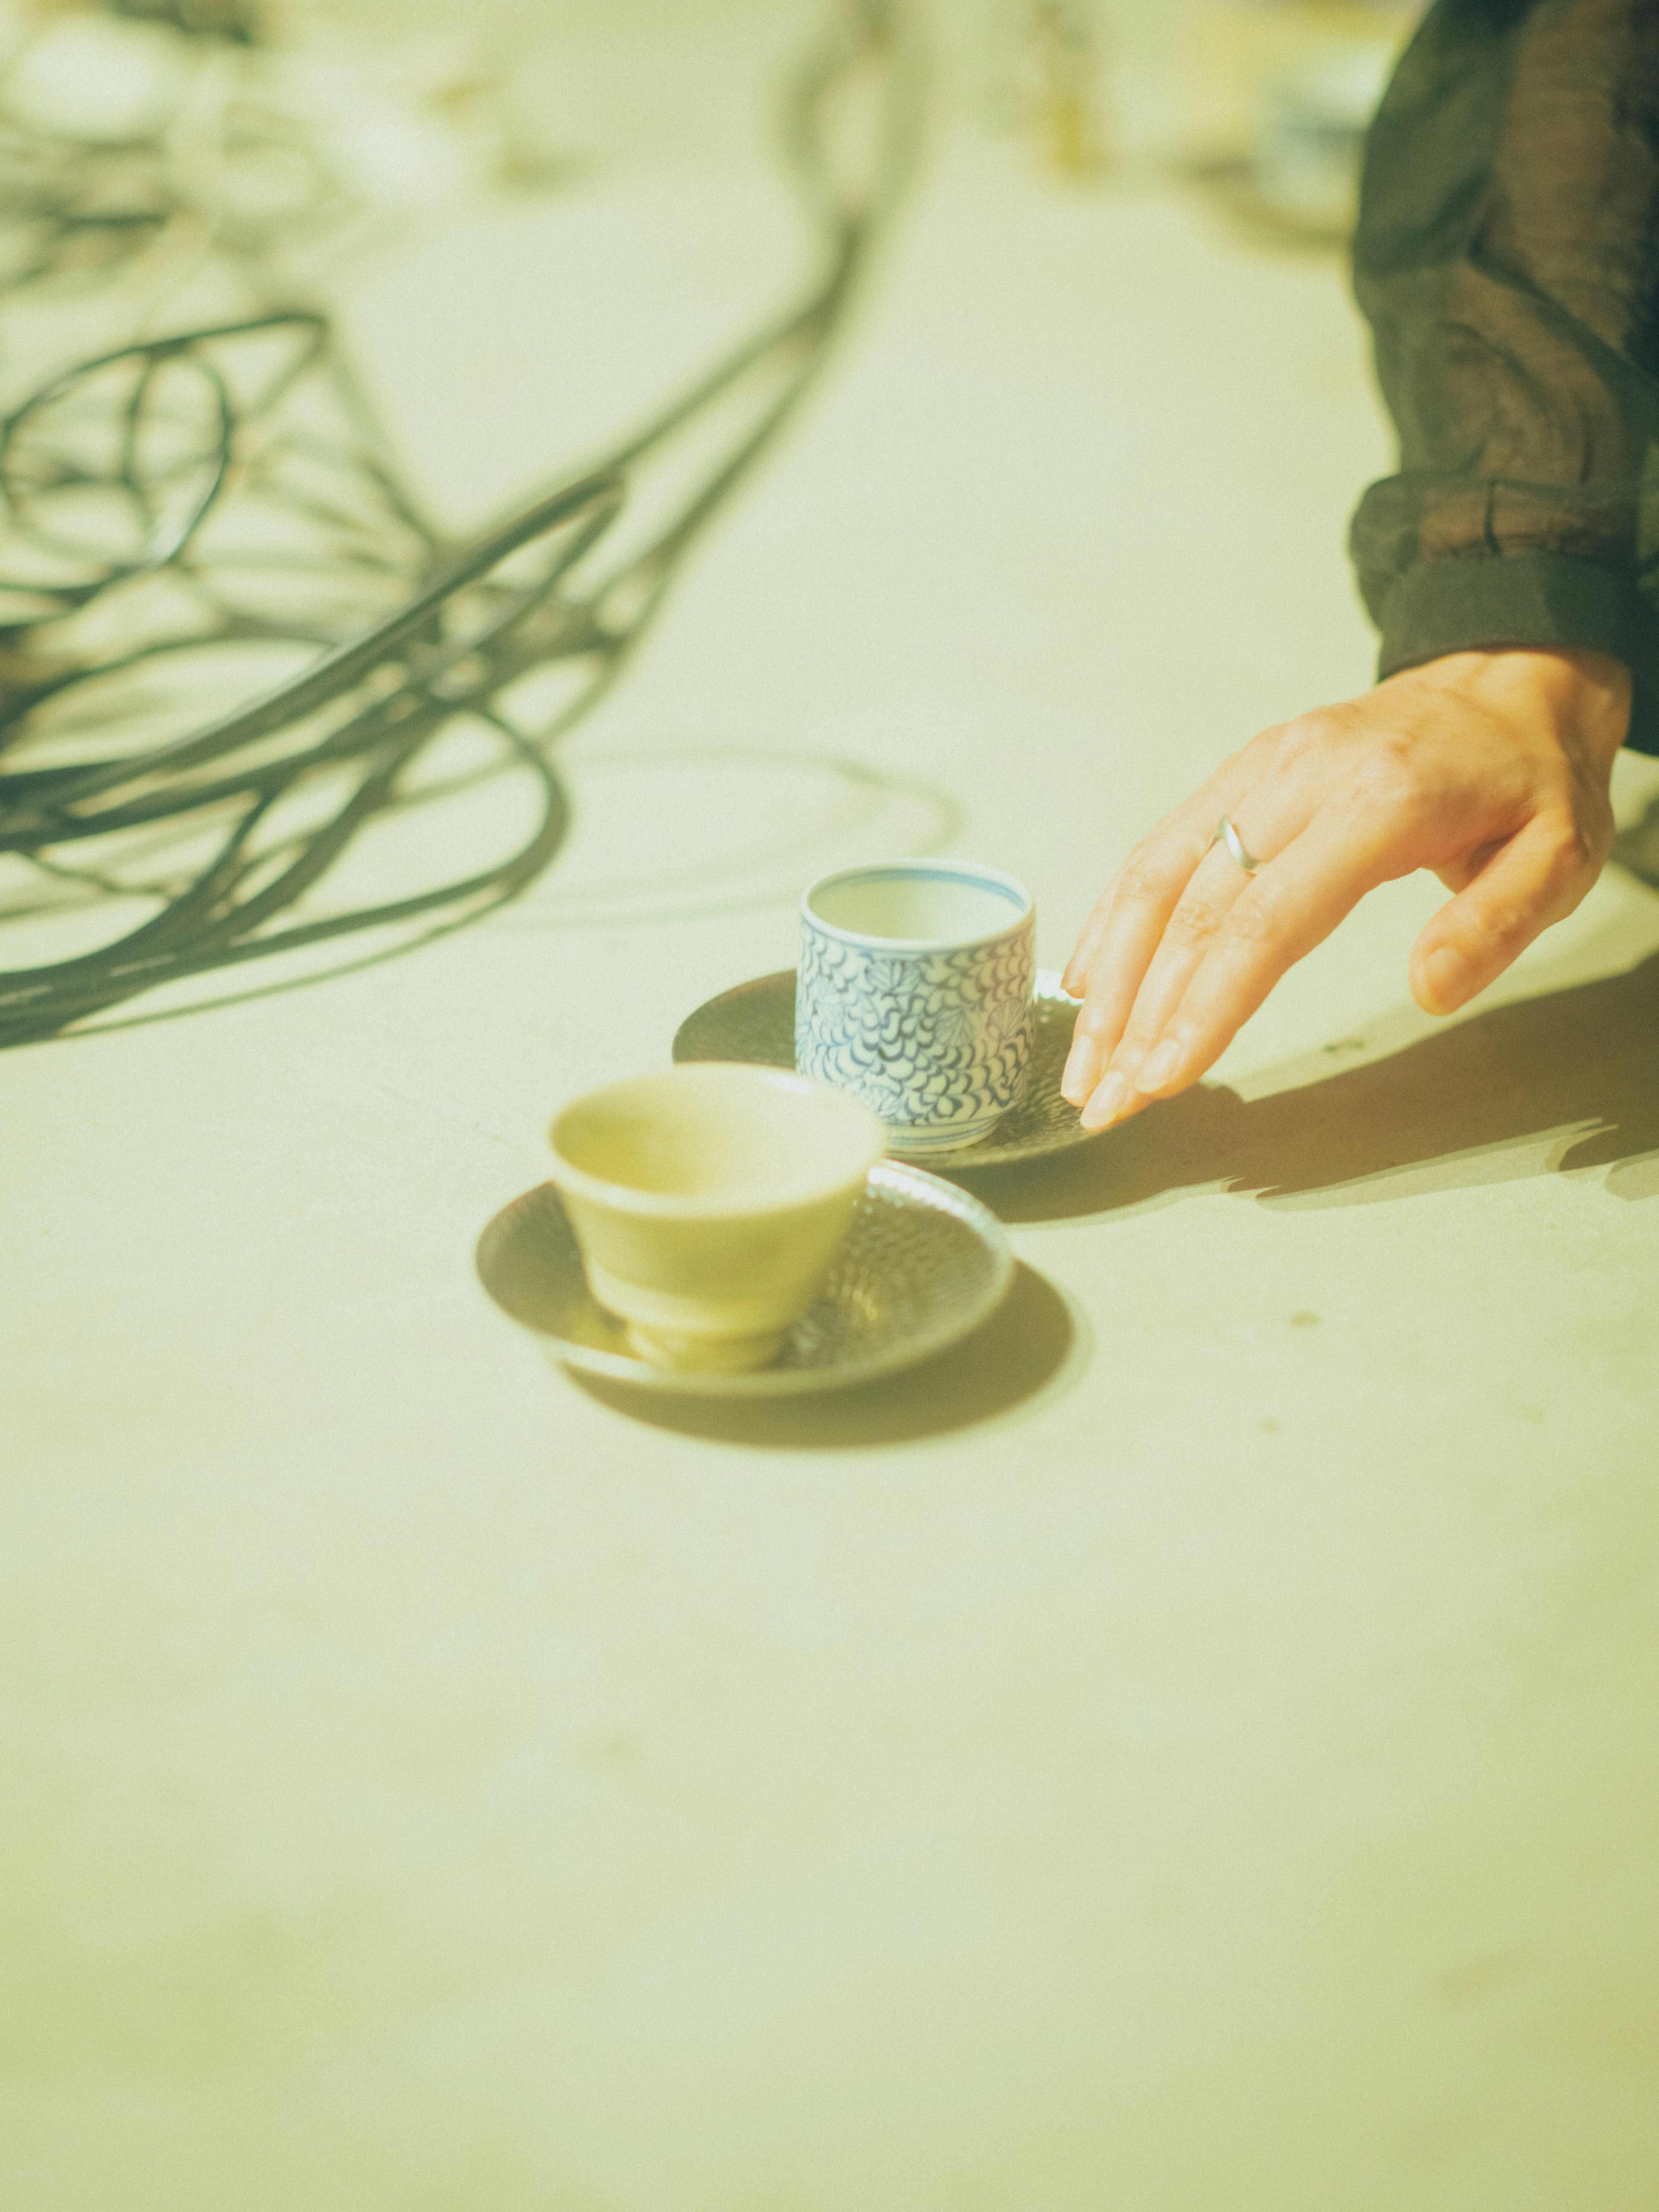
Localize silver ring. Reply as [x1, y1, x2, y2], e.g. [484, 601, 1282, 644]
[1212, 814, 1261, 874]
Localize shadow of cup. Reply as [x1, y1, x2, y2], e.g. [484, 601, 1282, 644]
[569, 1260, 1087, 1449]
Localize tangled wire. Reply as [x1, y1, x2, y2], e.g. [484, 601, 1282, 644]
[0, 0, 923, 1046]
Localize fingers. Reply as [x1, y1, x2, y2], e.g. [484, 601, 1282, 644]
[1060, 765, 1262, 1107]
[1103, 802, 1407, 1109]
[1059, 821, 1214, 1107]
[1073, 774, 1335, 1123]
[1409, 811, 1600, 1014]
[1062, 750, 1316, 1122]
[1070, 835, 1261, 1126]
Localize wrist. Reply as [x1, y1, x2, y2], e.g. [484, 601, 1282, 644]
[1386, 646, 1632, 767]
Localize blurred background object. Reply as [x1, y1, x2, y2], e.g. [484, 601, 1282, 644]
[1171, 0, 1422, 240]
[976, 0, 1421, 235]
[983, 0, 1112, 178]
[1250, 14, 1399, 232]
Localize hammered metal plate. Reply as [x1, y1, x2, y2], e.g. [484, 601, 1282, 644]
[475, 1163, 1014, 1397]
[673, 967, 1095, 1168]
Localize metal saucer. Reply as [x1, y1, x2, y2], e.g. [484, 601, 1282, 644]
[673, 967, 1096, 1169]
[475, 1163, 1014, 1397]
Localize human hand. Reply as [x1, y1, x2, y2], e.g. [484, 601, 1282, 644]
[1060, 647, 1632, 1131]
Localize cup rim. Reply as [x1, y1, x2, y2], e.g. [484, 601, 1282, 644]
[546, 1062, 886, 1220]
[800, 857, 1033, 953]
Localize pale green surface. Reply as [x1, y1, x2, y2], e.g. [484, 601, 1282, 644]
[5, 27, 1659, 2211]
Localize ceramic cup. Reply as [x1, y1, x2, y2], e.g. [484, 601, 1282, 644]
[546, 1063, 886, 1375]
[796, 858, 1035, 1153]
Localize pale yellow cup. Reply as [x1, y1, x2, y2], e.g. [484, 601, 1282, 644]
[546, 1063, 887, 1375]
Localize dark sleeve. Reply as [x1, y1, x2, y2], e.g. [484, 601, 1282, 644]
[1348, 0, 1659, 755]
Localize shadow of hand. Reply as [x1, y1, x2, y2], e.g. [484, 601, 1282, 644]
[955, 949, 1659, 1223]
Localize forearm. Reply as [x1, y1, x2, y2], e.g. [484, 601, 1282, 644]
[1349, 0, 1659, 754]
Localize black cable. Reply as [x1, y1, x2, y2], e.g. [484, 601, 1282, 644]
[0, 0, 924, 1047]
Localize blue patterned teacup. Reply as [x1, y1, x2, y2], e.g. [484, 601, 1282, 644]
[796, 859, 1035, 1154]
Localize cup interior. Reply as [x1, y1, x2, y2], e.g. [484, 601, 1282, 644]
[550, 1065, 883, 1211]
[804, 862, 1029, 947]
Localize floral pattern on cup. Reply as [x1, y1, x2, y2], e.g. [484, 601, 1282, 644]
[796, 899, 1035, 1151]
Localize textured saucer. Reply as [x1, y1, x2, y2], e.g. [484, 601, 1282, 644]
[673, 968, 1095, 1168]
[475, 1163, 1013, 1397]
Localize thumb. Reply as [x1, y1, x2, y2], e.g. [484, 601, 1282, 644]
[1408, 815, 1595, 1015]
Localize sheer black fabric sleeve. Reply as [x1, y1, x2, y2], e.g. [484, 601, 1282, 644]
[1349, 0, 1659, 755]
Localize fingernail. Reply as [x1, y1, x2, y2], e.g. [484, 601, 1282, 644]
[1135, 1038, 1182, 1093]
[1422, 947, 1470, 1011]
[1062, 1034, 1102, 1106]
[1081, 1069, 1129, 1130]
